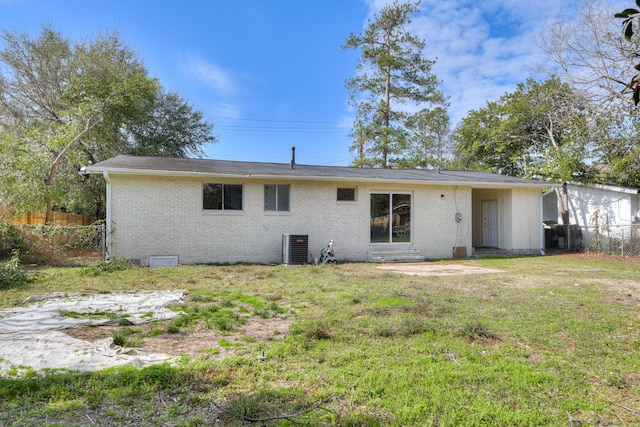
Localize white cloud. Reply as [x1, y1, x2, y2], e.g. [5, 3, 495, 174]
[178, 54, 249, 122]
[359, 0, 583, 124]
[211, 102, 243, 121]
[180, 54, 239, 97]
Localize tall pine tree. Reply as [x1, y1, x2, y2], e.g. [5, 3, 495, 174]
[343, 0, 445, 168]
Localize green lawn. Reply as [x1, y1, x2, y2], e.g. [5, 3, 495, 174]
[1, 255, 639, 426]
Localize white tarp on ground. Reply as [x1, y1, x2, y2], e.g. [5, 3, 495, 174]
[0, 290, 186, 376]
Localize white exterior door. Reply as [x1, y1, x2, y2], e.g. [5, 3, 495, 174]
[482, 200, 498, 248]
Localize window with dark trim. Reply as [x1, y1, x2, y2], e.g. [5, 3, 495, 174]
[337, 187, 356, 202]
[370, 193, 411, 243]
[264, 184, 290, 211]
[203, 183, 243, 211]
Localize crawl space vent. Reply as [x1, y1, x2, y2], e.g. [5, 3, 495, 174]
[149, 256, 179, 268]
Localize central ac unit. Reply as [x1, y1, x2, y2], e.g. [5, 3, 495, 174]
[282, 234, 308, 265]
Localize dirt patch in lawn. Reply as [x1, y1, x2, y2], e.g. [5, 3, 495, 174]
[377, 262, 503, 276]
[65, 315, 292, 361]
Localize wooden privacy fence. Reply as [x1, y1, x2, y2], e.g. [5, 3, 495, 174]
[10, 211, 94, 226]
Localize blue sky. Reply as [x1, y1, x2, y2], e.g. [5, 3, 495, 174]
[0, 0, 610, 166]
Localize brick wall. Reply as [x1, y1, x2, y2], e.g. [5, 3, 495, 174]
[108, 174, 475, 265]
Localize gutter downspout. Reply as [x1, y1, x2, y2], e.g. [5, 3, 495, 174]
[103, 171, 112, 261]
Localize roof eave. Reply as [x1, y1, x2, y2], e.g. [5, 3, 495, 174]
[567, 181, 640, 195]
[83, 166, 551, 189]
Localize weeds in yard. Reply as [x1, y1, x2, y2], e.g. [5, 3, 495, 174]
[206, 310, 240, 332]
[224, 394, 263, 419]
[189, 294, 216, 303]
[459, 320, 498, 340]
[398, 315, 434, 337]
[57, 309, 121, 320]
[217, 339, 232, 349]
[604, 372, 629, 389]
[165, 323, 181, 334]
[112, 328, 140, 348]
[219, 298, 234, 308]
[293, 318, 332, 340]
[371, 321, 395, 337]
[1, 257, 639, 426]
[253, 308, 270, 319]
[81, 258, 133, 276]
[145, 327, 165, 337]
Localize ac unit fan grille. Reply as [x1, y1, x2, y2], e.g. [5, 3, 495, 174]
[283, 234, 308, 265]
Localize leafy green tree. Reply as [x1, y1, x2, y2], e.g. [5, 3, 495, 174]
[123, 90, 213, 158]
[397, 107, 451, 169]
[0, 26, 156, 222]
[0, 26, 215, 222]
[343, 0, 445, 168]
[454, 77, 598, 227]
[72, 89, 216, 219]
[455, 77, 595, 181]
[594, 114, 640, 186]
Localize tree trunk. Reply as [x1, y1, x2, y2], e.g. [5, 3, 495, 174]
[357, 126, 366, 168]
[43, 118, 97, 224]
[383, 63, 391, 168]
[45, 196, 53, 225]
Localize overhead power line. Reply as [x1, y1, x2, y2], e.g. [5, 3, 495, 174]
[217, 117, 346, 124]
[214, 117, 352, 134]
[216, 126, 345, 133]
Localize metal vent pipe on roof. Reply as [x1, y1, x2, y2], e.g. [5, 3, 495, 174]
[290, 146, 296, 169]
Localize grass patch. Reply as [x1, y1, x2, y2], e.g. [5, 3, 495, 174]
[58, 309, 121, 320]
[81, 258, 133, 276]
[0, 256, 639, 425]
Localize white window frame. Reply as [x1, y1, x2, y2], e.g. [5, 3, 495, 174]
[264, 184, 291, 212]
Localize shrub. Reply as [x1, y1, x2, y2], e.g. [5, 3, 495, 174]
[0, 252, 27, 285]
[0, 251, 35, 289]
[0, 222, 25, 258]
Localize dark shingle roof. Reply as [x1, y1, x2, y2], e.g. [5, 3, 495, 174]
[84, 155, 550, 188]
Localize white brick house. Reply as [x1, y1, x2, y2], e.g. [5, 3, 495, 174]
[84, 155, 550, 265]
